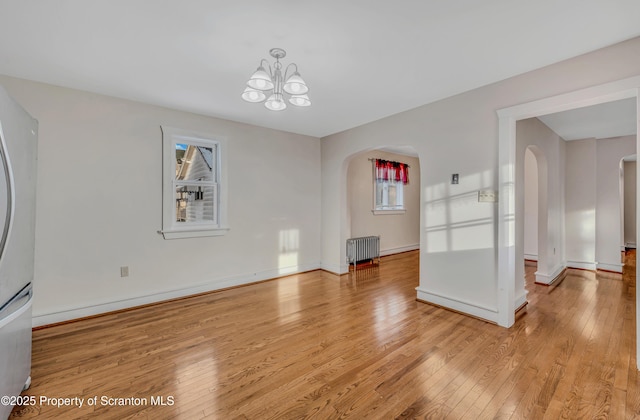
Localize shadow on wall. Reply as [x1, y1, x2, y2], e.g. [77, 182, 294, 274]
[424, 170, 496, 253]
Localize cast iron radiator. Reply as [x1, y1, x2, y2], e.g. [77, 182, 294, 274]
[346, 235, 380, 270]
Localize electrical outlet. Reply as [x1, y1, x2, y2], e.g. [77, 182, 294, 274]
[478, 190, 498, 203]
[120, 266, 129, 277]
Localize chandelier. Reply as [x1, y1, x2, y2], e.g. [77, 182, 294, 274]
[241, 48, 311, 111]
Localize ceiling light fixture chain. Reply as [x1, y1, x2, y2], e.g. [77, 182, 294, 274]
[242, 48, 311, 111]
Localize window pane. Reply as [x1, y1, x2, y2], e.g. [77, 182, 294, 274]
[175, 185, 217, 223]
[396, 182, 404, 207]
[375, 180, 404, 210]
[176, 144, 216, 181]
[388, 183, 397, 207]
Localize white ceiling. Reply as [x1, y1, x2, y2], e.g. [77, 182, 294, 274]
[538, 98, 637, 141]
[0, 1, 639, 138]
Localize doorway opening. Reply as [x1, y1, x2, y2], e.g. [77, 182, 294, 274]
[342, 146, 421, 273]
[497, 76, 640, 336]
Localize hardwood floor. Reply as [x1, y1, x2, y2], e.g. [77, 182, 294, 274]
[10, 250, 640, 419]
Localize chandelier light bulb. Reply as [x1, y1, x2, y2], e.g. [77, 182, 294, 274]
[247, 65, 274, 91]
[265, 93, 287, 111]
[283, 72, 308, 95]
[289, 94, 311, 107]
[241, 87, 266, 103]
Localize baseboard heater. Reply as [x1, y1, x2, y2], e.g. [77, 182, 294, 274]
[346, 235, 380, 270]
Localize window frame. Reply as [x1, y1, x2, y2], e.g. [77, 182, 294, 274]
[160, 126, 229, 239]
[372, 165, 406, 215]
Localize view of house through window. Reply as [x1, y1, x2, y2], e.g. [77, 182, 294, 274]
[161, 126, 227, 239]
[175, 143, 217, 224]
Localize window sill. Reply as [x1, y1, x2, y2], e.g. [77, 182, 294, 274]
[158, 226, 230, 240]
[372, 209, 406, 215]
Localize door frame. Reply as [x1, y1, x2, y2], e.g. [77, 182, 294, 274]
[496, 76, 640, 345]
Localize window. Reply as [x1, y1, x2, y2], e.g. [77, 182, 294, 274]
[160, 126, 228, 239]
[375, 179, 404, 211]
[372, 159, 409, 215]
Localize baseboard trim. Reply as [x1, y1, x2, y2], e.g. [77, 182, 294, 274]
[380, 244, 420, 257]
[566, 260, 597, 271]
[33, 262, 321, 328]
[415, 287, 498, 324]
[596, 262, 623, 273]
[534, 264, 565, 285]
[515, 290, 527, 310]
[320, 262, 349, 275]
[514, 300, 529, 320]
[326, 246, 420, 275]
[535, 267, 567, 293]
[524, 254, 538, 261]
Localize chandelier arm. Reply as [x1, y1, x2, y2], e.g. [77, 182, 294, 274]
[284, 63, 299, 81]
[260, 59, 273, 79]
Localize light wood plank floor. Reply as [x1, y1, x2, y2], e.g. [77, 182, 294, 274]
[10, 250, 640, 419]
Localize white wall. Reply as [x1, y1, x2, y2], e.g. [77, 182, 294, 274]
[516, 118, 566, 287]
[321, 36, 640, 323]
[565, 138, 597, 269]
[347, 150, 420, 255]
[0, 75, 322, 326]
[624, 160, 637, 247]
[595, 135, 636, 271]
[523, 148, 538, 261]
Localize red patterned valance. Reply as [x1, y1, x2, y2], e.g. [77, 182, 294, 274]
[375, 159, 409, 184]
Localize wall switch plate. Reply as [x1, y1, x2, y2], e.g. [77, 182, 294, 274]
[478, 190, 498, 202]
[120, 266, 129, 277]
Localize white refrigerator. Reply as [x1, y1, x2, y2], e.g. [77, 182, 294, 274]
[0, 86, 37, 420]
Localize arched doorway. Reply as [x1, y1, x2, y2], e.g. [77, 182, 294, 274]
[342, 146, 421, 270]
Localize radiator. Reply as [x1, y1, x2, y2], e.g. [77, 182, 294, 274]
[346, 236, 380, 270]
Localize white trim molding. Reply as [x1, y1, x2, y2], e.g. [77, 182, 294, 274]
[514, 289, 527, 312]
[32, 261, 321, 327]
[416, 287, 498, 324]
[380, 244, 419, 257]
[566, 260, 597, 271]
[596, 262, 624, 273]
[534, 264, 566, 285]
[321, 262, 349, 275]
[372, 209, 406, 215]
[497, 75, 640, 331]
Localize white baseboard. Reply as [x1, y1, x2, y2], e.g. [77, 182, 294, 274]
[415, 287, 498, 324]
[535, 264, 565, 285]
[33, 261, 321, 327]
[566, 260, 597, 271]
[524, 254, 538, 261]
[320, 262, 349, 275]
[515, 290, 528, 309]
[625, 242, 636, 249]
[596, 262, 623, 273]
[380, 244, 420, 257]
[326, 245, 420, 275]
